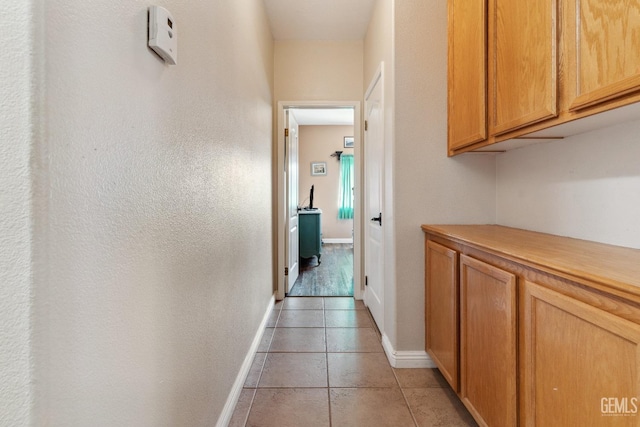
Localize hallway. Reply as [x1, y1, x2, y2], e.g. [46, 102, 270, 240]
[229, 297, 476, 426]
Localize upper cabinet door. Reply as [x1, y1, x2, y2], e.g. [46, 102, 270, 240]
[447, 0, 487, 152]
[492, 0, 558, 135]
[567, 0, 640, 111]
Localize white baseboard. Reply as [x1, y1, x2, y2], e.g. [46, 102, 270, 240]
[322, 238, 353, 244]
[216, 295, 274, 427]
[381, 334, 436, 369]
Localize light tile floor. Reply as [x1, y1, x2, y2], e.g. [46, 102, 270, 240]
[229, 297, 477, 427]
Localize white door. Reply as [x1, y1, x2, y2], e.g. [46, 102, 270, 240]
[364, 67, 385, 331]
[285, 110, 300, 292]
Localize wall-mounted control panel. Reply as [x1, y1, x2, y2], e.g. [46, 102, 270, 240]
[148, 6, 177, 65]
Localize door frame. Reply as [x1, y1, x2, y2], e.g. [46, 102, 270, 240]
[276, 100, 363, 301]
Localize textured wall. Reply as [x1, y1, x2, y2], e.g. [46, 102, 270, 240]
[393, 0, 496, 350]
[363, 0, 497, 351]
[33, 0, 274, 425]
[0, 1, 34, 425]
[298, 125, 355, 239]
[497, 120, 640, 249]
[274, 40, 364, 102]
[364, 0, 392, 88]
[364, 0, 398, 344]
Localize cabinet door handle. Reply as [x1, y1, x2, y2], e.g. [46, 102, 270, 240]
[370, 213, 382, 226]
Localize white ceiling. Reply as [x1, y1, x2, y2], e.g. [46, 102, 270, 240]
[263, 0, 376, 41]
[290, 108, 354, 126]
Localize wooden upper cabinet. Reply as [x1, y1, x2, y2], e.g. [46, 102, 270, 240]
[425, 241, 459, 391]
[447, 0, 487, 152]
[491, 0, 558, 135]
[447, 0, 640, 155]
[566, 0, 640, 111]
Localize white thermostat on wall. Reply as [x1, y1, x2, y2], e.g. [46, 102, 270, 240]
[148, 6, 177, 65]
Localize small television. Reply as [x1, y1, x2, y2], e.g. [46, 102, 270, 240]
[308, 185, 315, 210]
[303, 185, 317, 210]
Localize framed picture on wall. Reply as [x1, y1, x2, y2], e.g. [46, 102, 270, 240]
[344, 136, 354, 148]
[311, 162, 327, 176]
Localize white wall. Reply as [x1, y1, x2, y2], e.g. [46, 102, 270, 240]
[394, 0, 496, 350]
[0, 1, 35, 425]
[274, 40, 364, 101]
[364, 0, 398, 350]
[27, 0, 274, 425]
[364, 0, 497, 352]
[298, 125, 355, 239]
[386, 0, 640, 357]
[497, 120, 640, 249]
[384, 0, 640, 354]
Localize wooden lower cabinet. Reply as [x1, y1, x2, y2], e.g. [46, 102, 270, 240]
[422, 225, 640, 426]
[425, 240, 459, 391]
[521, 280, 640, 426]
[460, 255, 518, 427]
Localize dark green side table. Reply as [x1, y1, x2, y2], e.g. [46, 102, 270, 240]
[299, 209, 322, 264]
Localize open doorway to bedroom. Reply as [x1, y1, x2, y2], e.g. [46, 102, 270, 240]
[289, 109, 355, 296]
[276, 102, 362, 301]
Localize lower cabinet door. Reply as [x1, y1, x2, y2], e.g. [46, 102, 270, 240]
[425, 240, 459, 391]
[460, 254, 517, 427]
[521, 280, 640, 426]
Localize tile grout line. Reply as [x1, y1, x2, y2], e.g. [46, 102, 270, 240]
[239, 388, 256, 427]
[235, 298, 473, 426]
[324, 298, 333, 427]
[243, 297, 383, 426]
[392, 368, 421, 427]
[370, 304, 419, 427]
[241, 301, 283, 427]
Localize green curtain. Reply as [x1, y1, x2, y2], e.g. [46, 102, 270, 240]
[338, 154, 354, 219]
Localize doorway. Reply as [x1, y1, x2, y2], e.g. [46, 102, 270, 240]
[276, 101, 363, 301]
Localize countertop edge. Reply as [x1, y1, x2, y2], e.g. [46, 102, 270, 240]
[421, 224, 640, 302]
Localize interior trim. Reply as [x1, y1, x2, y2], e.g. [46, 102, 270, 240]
[381, 334, 436, 369]
[216, 295, 275, 427]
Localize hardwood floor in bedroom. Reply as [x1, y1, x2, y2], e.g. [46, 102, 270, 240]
[288, 243, 353, 297]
